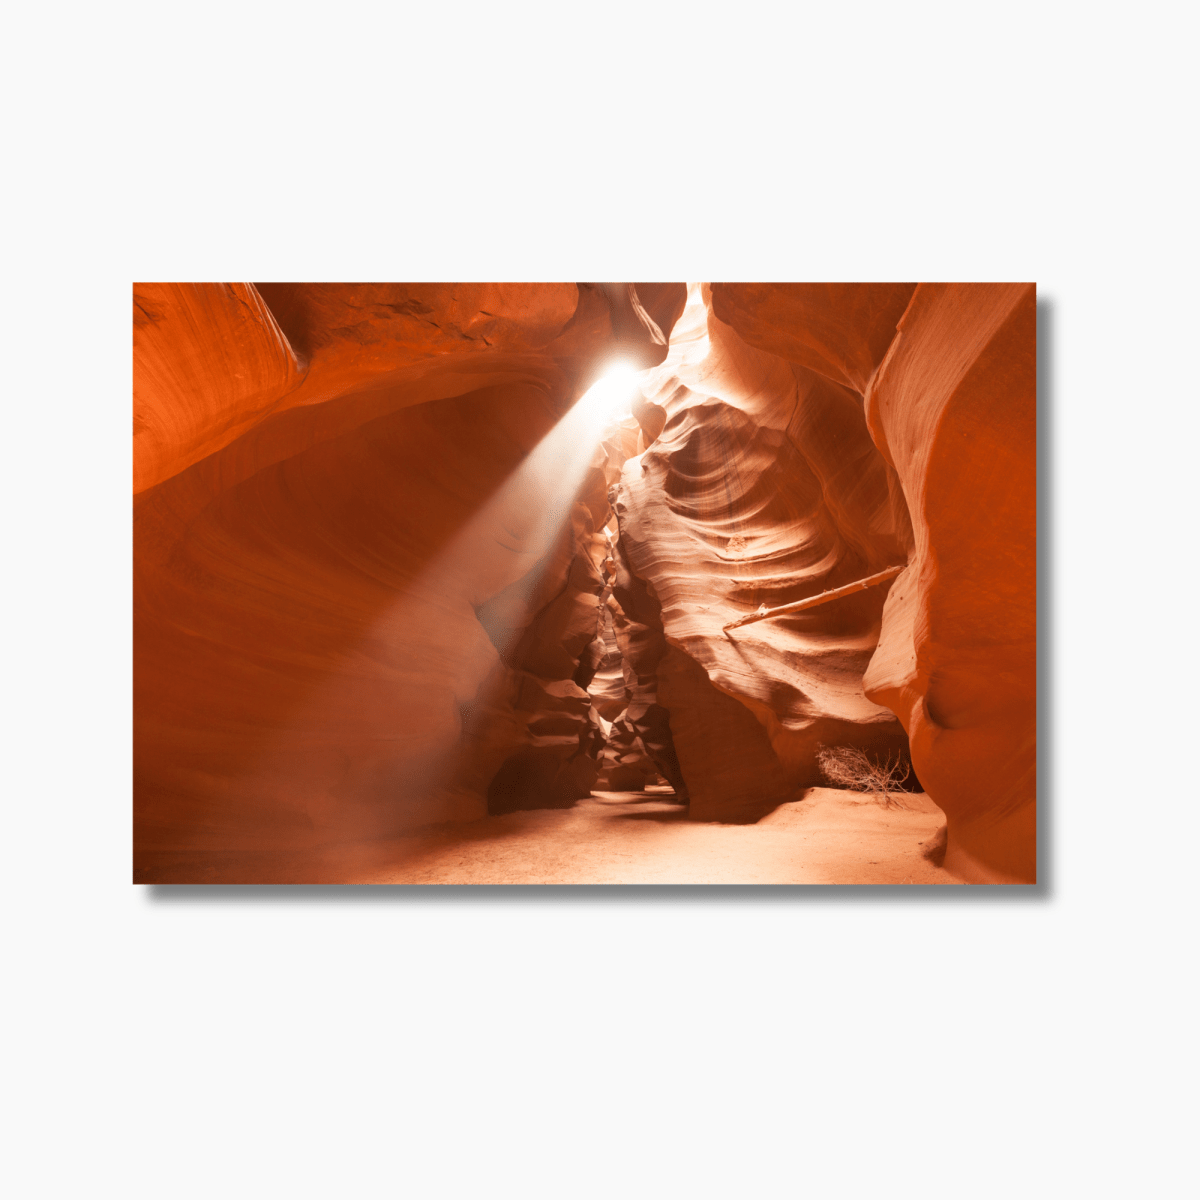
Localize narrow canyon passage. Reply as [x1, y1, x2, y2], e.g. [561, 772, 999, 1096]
[133, 281, 1035, 885]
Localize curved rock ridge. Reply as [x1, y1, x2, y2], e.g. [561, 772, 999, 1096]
[134, 284, 687, 866]
[136, 383, 576, 853]
[133, 282, 686, 495]
[862, 283, 1037, 882]
[134, 283, 305, 493]
[710, 283, 918, 394]
[558, 444, 689, 798]
[712, 282, 1037, 881]
[638, 283, 798, 431]
[582, 589, 628, 725]
[134, 279, 1034, 884]
[606, 287, 912, 822]
[632, 285, 909, 568]
[614, 396, 908, 820]
[604, 533, 691, 801]
[589, 600, 664, 793]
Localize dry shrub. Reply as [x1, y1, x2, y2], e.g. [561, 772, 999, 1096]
[816, 745, 913, 809]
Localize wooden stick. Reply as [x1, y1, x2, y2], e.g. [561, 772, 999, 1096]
[722, 564, 906, 631]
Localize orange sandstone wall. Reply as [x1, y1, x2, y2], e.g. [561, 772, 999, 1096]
[134, 283, 685, 871]
[713, 282, 1037, 881]
[134, 279, 1034, 882]
[134, 282, 686, 495]
[611, 288, 912, 822]
[862, 283, 1037, 883]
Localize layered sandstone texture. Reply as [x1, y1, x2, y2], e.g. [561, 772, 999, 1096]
[134, 283, 687, 866]
[610, 286, 916, 823]
[713, 283, 1037, 882]
[134, 279, 1035, 885]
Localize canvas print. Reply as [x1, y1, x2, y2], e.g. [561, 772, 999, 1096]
[133, 283, 1036, 885]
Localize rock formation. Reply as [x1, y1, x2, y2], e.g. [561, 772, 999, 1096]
[713, 282, 1037, 882]
[861, 284, 1037, 883]
[134, 279, 1035, 884]
[134, 283, 687, 866]
[610, 286, 913, 823]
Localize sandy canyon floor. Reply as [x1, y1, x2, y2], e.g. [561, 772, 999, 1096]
[141, 787, 965, 885]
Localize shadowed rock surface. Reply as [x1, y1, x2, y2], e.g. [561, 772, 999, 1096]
[133, 279, 1034, 883]
[714, 282, 1036, 881]
[135, 283, 687, 866]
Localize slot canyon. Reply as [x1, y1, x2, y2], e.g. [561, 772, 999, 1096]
[133, 280, 1036, 885]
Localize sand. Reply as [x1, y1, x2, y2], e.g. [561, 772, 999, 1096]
[140, 787, 964, 885]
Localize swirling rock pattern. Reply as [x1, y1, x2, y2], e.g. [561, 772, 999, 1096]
[713, 282, 1037, 881]
[710, 283, 917, 394]
[614, 390, 909, 821]
[134, 282, 686, 496]
[862, 283, 1037, 882]
[134, 283, 686, 873]
[134, 283, 304, 493]
[136, 383, 577, 855]
[134, 278, 1034, 883]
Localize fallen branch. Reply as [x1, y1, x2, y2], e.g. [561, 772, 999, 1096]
[816, 744, 913, 809]
[722, 564, 905, 631]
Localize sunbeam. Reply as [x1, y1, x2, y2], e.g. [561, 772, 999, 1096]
[232, 358, 660, 843]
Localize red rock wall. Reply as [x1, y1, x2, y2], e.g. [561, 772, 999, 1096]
[474, 454, 612, 814]
[134, 279, 1034, 883]
[134, 281, 686, 495]
[579, 559, 665, 793]
[862, 283, 1037, 882]
[134, 283, 685, 872]
[605, 532, 691, 801]
[134, 284, 304, 493]
[713, 282, 1037, 881]
[136, 382, 573, 857]
[611, 287, 912, 822]
[710, 283, 917, 394]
